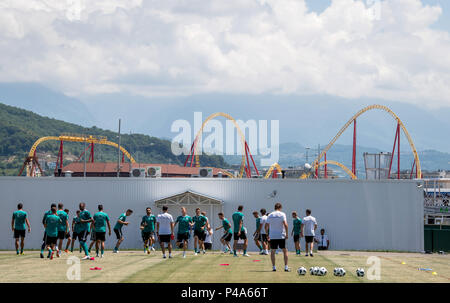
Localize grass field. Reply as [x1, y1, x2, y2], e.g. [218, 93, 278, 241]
[0, 250, 449, 283]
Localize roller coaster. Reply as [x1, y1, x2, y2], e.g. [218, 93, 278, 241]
[19, 134, 135, 177]
[186, 105, 421, 180]
[21, 105, 421, 180]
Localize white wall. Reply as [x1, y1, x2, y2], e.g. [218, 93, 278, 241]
[0, 177, 424, 252]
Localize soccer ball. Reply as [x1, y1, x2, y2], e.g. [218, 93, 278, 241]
[356, 268, 365, 277]
[312, 267, 320, 276]
[310, 267, 315, 275]
[333, 268, 339, 276]
[334, 267, 346, 277]
[297, 267, 307, 276]
[319, 267, 327, 276]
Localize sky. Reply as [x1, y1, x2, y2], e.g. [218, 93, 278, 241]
[0, 0, 450, 154]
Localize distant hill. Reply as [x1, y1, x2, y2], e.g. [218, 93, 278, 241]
[0, 103, 228, 176]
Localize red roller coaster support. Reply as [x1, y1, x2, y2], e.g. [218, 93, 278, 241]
[397, 123, 400, 179]
[246, 142, 260, 177]
[388, 123, 400, 179]
[184, 141, 195, 167]
[410, 159, 416, 179]
[89, 143, 95, 163]
[352, 119, 357, 175]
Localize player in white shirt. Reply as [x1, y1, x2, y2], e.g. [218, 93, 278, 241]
[301, 209, 317, 257]
[257, 209, 269, 255]
[204, 228, 213, 250]
[156, 206, 174, 259]
[265, 202, 290, 272]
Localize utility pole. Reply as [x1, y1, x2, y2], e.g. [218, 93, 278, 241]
[117, 119, 121, 178]
[83, 135, 87, 178]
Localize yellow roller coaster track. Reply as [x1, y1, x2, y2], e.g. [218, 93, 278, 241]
[264, 163, 282, 179]
[309, 104, 421, 178]
[28, 135, 136, 163]
[300, 160, 357, 180]
[193, 112, 247, 178]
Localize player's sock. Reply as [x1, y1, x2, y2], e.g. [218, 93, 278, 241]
[234, 250, 237, 256]
[114, 246, 118, 252]
[257, 244, 262, 251]
[243, 249, 247, 255]
[48, 248, 52, 258]
[101, 247, 104, 255]
[81, 241, 89, 256]
[16, 249, 19, 255]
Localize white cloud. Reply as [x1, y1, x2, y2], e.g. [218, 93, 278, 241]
[0, 0, 449, 107]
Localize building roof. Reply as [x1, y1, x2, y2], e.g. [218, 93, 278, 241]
[61, 162, 228, 176]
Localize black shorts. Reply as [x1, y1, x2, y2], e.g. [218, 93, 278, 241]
[95, 232, 106, 242]
[72, 232, 79, 240]
[221, 232, 232, 242]
[46, 236, 57, 245]
[194, 230, 206, 241]
[261, 234, 268, 242]
[65, 232, 71, 239]
[294, 234, 300, 242]
[204, 243, 212, 250]
[318, 246, 328, 250]
[90, 231, 96, 241]
[142, 231, 153, 241]
[114, 229, 123, 240]
[77, 230, 89, 242]
[159, 234, 171, 243]
[305, 236, 314, 243]
[42, 231, 47, 242]
[57, 231, 66, 240]
[177, 232, 190, 242]
[269, 239, 286, 250]
[14, 229, 25, 239]
[234, 231, 247, 240]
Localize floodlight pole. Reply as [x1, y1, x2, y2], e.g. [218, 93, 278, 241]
[117, 119, 121, 178]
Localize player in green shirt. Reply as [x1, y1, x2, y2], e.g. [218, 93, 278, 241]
[44, 207, 62, 260]
[56, 203, 70, 257]
[192, 208, 209, 255]
[113, 209, 133, 253]
[291, 211, 302, 255]
[78, 202, 94, 260]
[232, 205, 249, 257]
[140, 207, 157, 254]
[215, 212, 233, 253]
[70, 210, 81, 253]
[252, 211, 263, 254]
[174, 207, 194, 258]
[63, 209, 72, 253]
[93, 204, 111, 258]
[11, 203, 31, 255]
[40, 203, 56, 258]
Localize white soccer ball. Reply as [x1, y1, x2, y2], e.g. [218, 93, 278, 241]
[340, 268, 346, 276]
[297, 267, 307, 276]
[313, 267, 320, 276]
[319, 267, 327, 276]
[333, 267, 339, 276]
[356, 268, 365, 277]
[334, 267, 346, 277]
[310, 267, 315, 275]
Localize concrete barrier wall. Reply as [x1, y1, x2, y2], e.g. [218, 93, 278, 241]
[0, 177, 424, 252]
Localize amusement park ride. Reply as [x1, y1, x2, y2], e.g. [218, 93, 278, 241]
[20, 105, 421, 180]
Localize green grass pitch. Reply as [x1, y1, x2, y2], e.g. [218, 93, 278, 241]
[0, 250, 449, 283]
